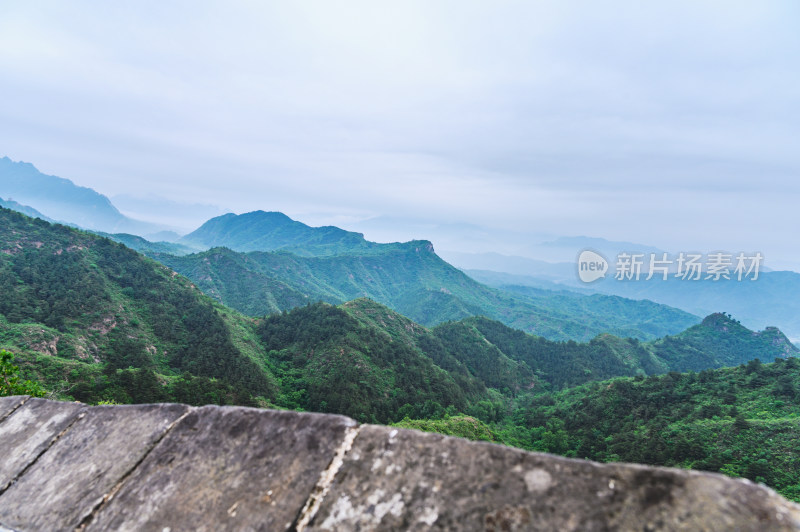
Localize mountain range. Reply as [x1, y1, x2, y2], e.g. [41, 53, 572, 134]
[2, 186, 800, 503]
[472, 269, 800, 344]
[3, 155, 796, 342]
[0, 157, 160, 234]
[3, 206, 795, 422]
[4, 154, 797, 345]
[145, 211, 701, 342]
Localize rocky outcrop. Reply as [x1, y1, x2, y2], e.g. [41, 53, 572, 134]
[0, 396, 798, 531]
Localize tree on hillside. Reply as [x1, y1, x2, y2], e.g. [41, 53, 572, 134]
[0, 350, 45, 397]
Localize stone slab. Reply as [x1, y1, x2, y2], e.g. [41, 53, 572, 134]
[0, 396, 28, 423]
[308, 424, 800, 531]
[0, 402, 189, 531]
[0, 397, 84, 493]
[85, 405, 357, 532]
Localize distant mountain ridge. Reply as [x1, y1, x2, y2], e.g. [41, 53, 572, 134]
[0, 156, 159, 234]
[0, 197, 54, 223]
[435, 311, 798, 391]
[180, 210, 405, 256]
[473, 269, 800, 344]
[152, 242, 701, 342]
[95, 232, 199, 256]
[2, 206, 796, 431]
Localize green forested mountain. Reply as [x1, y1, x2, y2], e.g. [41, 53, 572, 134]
[397, 357, 800, 502]
[256, 299, 496, 422]
[651, 312, 799, 372]
[475, 269, 800, 345]
[0, 208, 501, 419]
[592, 272, 800, 344]
[4, 205, 799, 501]
[179, 210, 396, 256]
[434, 318, 663, 390]
[434, 312, 796, 391]
[96, 231, 198, 256]
[507, 357, 800, 501]
[481, 284, 703, 340]
[152, 245, 700, 342]
[3, 206, 788, 405]
[0, 206, 277, 405]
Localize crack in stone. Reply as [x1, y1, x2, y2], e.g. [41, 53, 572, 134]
[0, 409, 86, 497]
[293, 424, 361, 532]
[73, 407, 194, 531]
[0, 396, 30, 426]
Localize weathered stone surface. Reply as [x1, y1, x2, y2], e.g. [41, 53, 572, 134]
[85, 405, 357, 532]
[0, 397, 84, 493]
[0, 402, 188, 531]
[308, 424, 800, 531]
[1, 400, 799, 531]
[0, 396, 28, 422]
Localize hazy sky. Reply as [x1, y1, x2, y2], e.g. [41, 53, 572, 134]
[1, 1, 799, 266]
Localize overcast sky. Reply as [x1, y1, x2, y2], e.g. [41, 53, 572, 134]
[1, 1, 799, 267]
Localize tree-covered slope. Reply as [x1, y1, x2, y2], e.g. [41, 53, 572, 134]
[255, 299, 507, 423]
[0, 208, 519, 420]
[153, 244, 700, 342]
[651, 312, 799, 372]
[441, 312, 797, 390]
[0, 206, 276, 404]
[434, 318, 663, 390]
[509, 357, 800, 501]
[498, 285, 703, 339]
[394, 357, 800, 503]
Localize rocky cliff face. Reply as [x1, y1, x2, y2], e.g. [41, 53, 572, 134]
[0, 396, 798, 531]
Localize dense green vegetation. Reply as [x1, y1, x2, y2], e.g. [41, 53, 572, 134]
[153, 243, 700, 342]
[0, 207, 276, 405]
[1, 350, 45, 397]
[393, 415, 497, 442]
[394, 357, 800, 502]
[256, 300, 488, 422]
[434, 312, 796, 391]
[3, 206, 799, 503]
[652, 312, 799, 371]
[510, 358, 800, 501]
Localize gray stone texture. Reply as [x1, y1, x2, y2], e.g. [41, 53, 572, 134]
[0, 402, 188, 531]
[0, 395, 28, 422]
[0, 399, 798, 531]
[0, 397, 84, 493]
[308, 424, 800, 531]
[85, 405, 357, 532]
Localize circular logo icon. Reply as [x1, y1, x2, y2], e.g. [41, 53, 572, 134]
[577, 249, 608, 283]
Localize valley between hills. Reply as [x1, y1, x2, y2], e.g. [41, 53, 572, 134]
[1, 201, 800, 502]
[2, 158, 800, 502]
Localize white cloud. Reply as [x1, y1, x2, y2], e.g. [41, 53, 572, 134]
[0, 0, 798, 262]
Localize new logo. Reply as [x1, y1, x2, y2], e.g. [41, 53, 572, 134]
[577, 250, 608, 283]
